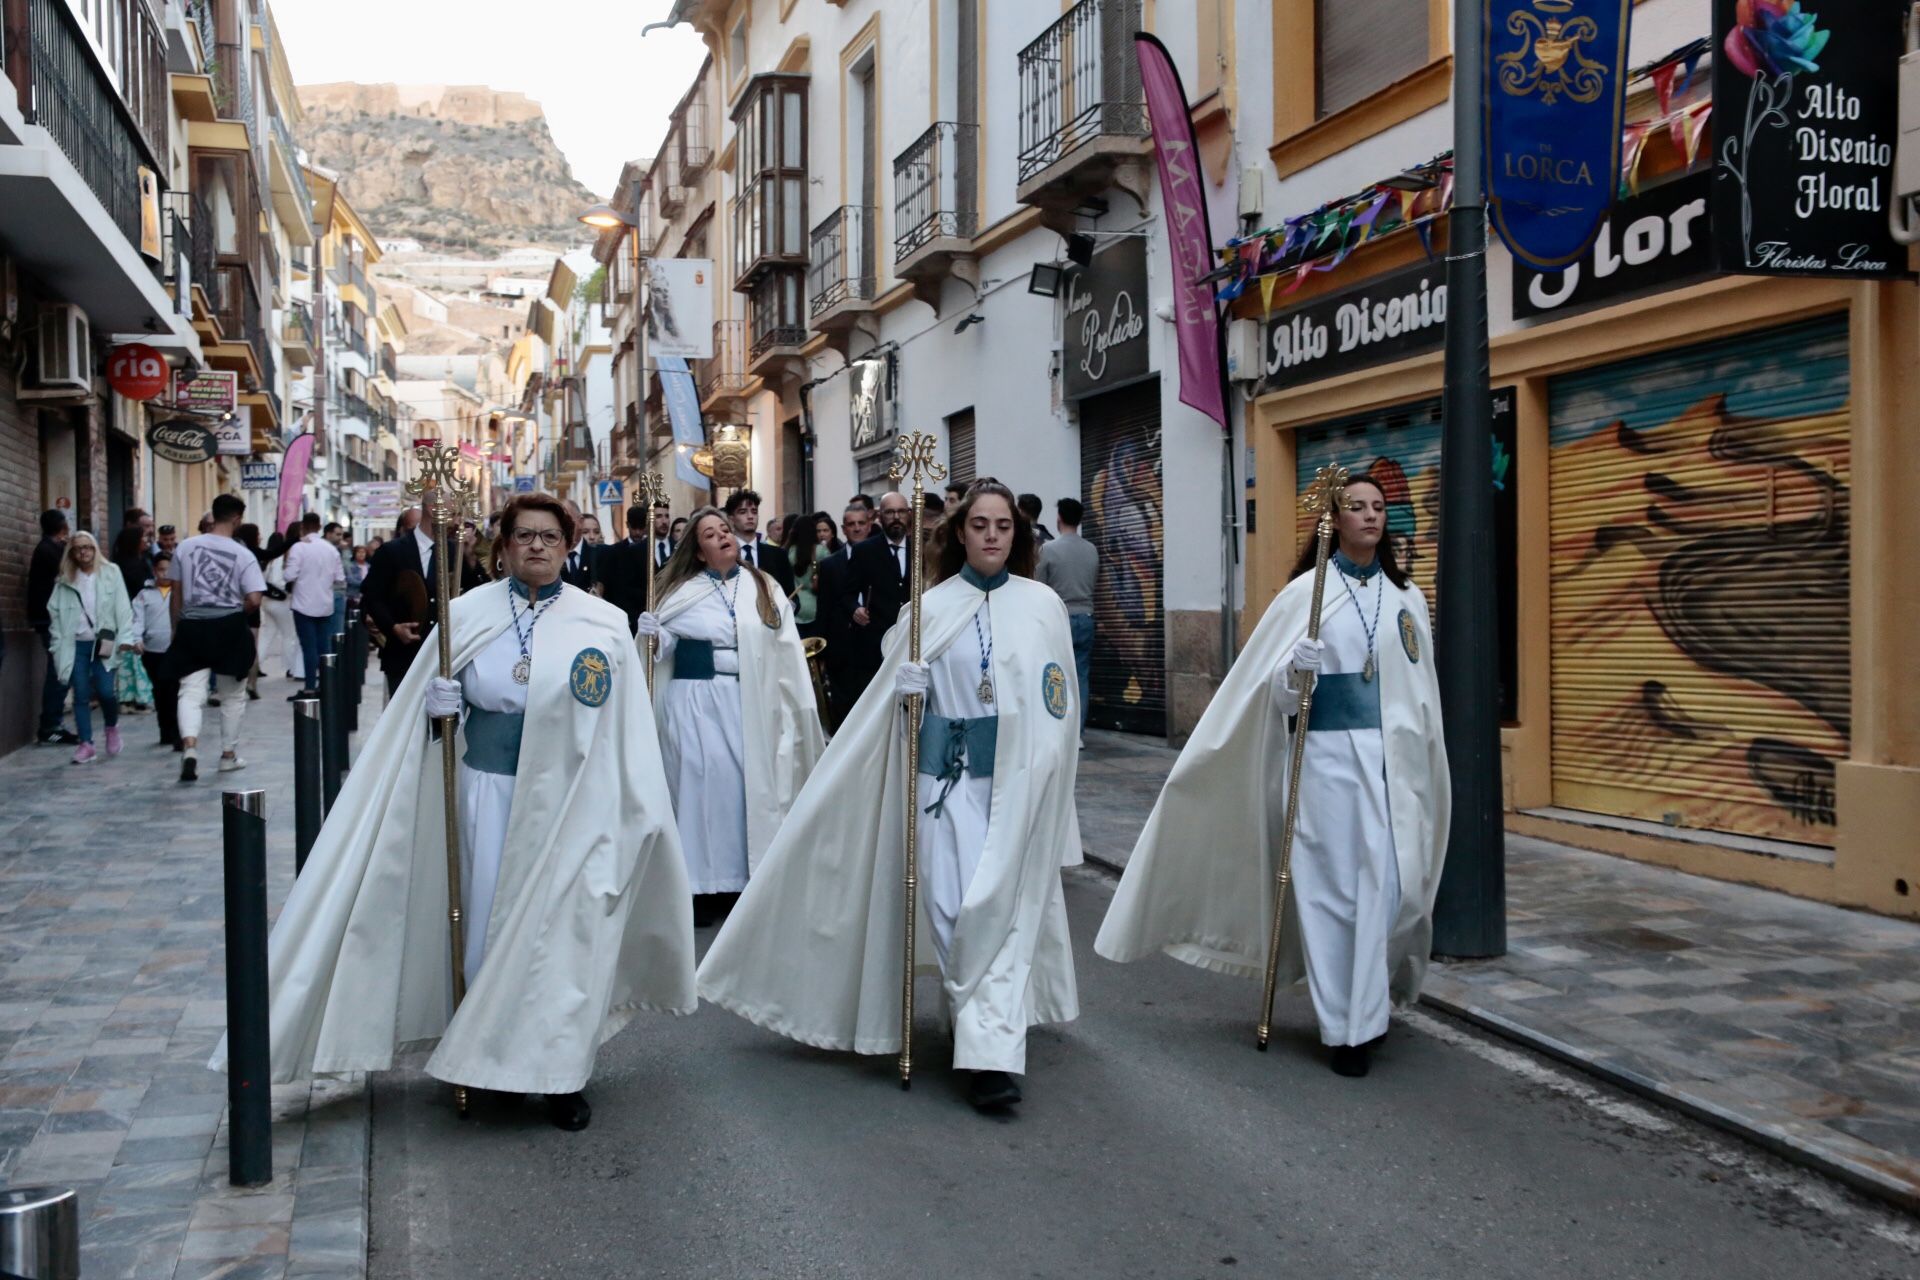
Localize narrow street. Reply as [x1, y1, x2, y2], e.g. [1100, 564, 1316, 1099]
[366, 874, 1919, 1280]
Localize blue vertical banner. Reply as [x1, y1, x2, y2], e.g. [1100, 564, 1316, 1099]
[656, 353, 711, 491]
[1484, 0, 1635, 269]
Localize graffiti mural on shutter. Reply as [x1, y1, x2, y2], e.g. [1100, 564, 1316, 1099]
[1080, 379, 1165, 735]
[1548, 317, 1850, 844]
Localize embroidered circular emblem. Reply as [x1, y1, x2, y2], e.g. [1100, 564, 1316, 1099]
[1041, 662, 1070, 720]
[1397, 609, 1420, 664]
[569, 647, 612, 707]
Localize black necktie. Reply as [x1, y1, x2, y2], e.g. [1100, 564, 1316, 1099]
[743, 543, 755, 566]
[569, 551, 580, 577]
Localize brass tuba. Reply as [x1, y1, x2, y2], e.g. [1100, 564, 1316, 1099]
[802, 635, 831, 724]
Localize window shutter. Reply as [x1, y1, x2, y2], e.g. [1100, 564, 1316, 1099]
[1315, 0, 1428, 119]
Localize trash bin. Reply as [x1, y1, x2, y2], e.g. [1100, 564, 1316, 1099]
[0, 1186, 78, 1280]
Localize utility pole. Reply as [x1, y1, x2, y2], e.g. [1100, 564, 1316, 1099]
[1431, 0, 1506, 958]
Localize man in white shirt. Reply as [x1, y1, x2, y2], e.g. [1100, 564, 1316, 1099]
[723, 489, 794, 596]
[283, 512, 346, 693]
[167, 493, 266, 782]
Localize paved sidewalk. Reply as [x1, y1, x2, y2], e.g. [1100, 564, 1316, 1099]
[1075, 728, 1920, 1213]
[0, 675, 376, 1278]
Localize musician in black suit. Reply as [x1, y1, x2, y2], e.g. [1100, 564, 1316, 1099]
[839, 491, 915, 710]
[723, 489, 795, 598]
[598, 501, 673, 635]
[815, 501, 873, 727]
[359, 501, 486, 695]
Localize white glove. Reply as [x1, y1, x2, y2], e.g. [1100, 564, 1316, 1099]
[425, 676, 464, 719]
[1287, 637, 1325, 676]
[635, 612, 663, 638]
[894, 661, 931, 698]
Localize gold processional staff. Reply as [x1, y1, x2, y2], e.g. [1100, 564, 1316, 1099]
[1256, 463, 1350, 1052]
[636, 471, 668, 697]
[405, 446, 479, 1117]
[890, 430, 946, 1089]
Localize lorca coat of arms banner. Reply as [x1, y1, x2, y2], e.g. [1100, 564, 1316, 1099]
[1485, 0, 1635, 269]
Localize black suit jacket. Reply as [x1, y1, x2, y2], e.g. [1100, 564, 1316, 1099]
[597, 538, 656, 635]
[842, 533, 912, 676]
[561, 544, 599, 592]
[360, 534, 484, 679]
[739, 537, 795, 598]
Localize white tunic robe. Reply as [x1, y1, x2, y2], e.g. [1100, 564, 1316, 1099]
[923, 603, 994, 972]
[455, 622, 527, 984]
[1277, 569, 1402, 1046]
[656, 580, 749, 893]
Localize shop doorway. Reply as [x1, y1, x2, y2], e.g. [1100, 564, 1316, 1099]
[1078, 378, 1164, 736]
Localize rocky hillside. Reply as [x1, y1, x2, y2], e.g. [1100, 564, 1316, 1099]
[296, 84, 599, 253]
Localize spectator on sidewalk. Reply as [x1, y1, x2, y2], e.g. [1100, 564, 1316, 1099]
[258, 524, 302, 684]
[28, 509, 78, 746]
[109, 526, 156, 712]
[132, 552, 180, 749]
[47, 532, 134, 765]
[167, 493, 265, 783]
[283, 513, 345, 693]
[151, 523, 178, 564]
[1017, 493, 1053, 543]
[1037, 497, 1098, 743]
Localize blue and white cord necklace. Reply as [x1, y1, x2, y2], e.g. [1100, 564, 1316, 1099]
[507, 584, 559, 684]
[1337, 565, 1384, 683]
[973, 609, 995, 705]
[706, 569, 741, 643]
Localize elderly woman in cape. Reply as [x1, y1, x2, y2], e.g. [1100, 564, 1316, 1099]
[637, 507, 823, 926]
[698, 479, 1081, 1113]
[1095, 473, 1449, 1078]
[213, 494, 696, 1131]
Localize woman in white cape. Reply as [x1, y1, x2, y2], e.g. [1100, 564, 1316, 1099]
[698, 480, 1081, 1113]
[1095, 474, 1449, 1077]
[639, 507, 823, 926]
[212, 494, 697, 1130]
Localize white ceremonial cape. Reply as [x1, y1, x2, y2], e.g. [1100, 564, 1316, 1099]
[652, 571, 824, 872]
[212, 580, 697, 1095]
[1094, 569, 1450, 1006]
[697, 573, 1081, 1056]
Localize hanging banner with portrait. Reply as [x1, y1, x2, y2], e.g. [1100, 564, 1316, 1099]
[1484, 0, 1635, 269]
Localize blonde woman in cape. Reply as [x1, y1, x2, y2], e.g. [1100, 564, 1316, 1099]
[697, 480, 1081, 1113]
[1095, 474, 1450, 1077]
[638, 507, 824, 926]
[211, 494, 697, 1132]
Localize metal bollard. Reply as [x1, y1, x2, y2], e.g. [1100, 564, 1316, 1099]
[319, 653, 343, 813]
[0, 1186, 78, 1280]
[293, 694, 323, 875]
[347, 609, 367, 711]
[221, 790, 272, 1188]
[333, 631, 356, 736]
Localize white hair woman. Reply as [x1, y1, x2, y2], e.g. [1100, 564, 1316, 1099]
[47, 531, 135, 765]
[638, 507, 824, 926]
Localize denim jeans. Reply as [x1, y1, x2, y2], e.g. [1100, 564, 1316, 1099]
[70, 641, 118, 744]
[294, 611, 332, 691]
[1068, 612, 1094, 731]
[34, 625, 69, 736]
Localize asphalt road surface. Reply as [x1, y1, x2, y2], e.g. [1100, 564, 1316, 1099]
[369, 868, 1920, 1279]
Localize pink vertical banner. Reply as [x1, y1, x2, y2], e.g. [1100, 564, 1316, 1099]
[1135, 33, 1227, 431]
[276, 432, 315, 535]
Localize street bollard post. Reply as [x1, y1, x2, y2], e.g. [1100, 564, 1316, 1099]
[319, 652, 343, 813]
[0, 1186, 78, 1280]
[332, 631, 355, 737]
[293, 694, 323, 874]
[340, 619, 361, 732]
[221, 789, 272, 1188]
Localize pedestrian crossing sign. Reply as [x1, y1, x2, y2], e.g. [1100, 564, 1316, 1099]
[596, 479, 624, 506]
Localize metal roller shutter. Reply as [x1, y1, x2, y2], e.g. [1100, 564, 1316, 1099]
[1547, 316, 1850, 845]
[946, 408, 976, 488]
[1080, 378, 1164, 735]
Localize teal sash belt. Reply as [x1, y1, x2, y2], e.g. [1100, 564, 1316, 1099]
[918, 712, 998, 818]
[463, 706, 524, 776]
[673, 638, 737, 680]
[1304, 672, 1382, 732]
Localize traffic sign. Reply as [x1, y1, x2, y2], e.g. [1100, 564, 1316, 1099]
[595, 478, 624, 506]
[513, 476, 537, 494]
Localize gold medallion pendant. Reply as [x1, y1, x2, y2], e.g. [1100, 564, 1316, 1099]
[1362, 653, 1376, 684]
[512, 655, 532, 685]
[978, 677, 995, 705]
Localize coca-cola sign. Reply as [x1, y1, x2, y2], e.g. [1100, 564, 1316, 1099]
[147, 418, 217, 464]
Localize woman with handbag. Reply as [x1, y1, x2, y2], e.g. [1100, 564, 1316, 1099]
[47, 531, 135, 765]
[258, 523, 303, 684]
[109, 527, 155, 711]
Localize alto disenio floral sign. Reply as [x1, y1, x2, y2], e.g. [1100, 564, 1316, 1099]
[1712, 0, 1907, 277]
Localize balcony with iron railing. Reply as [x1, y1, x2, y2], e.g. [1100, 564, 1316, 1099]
[379, 343, 398, 383]
[698, 318, 750, 406]
[282, 299, 314, 368]
[1015, 0, 1150, 218]
[807, 205, 877, 338]
[747, 269, 807, 370]
[894, 121, 982, 306]
[163, 189, 215, 312]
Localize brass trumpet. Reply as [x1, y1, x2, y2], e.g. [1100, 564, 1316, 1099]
[802, 635, 831, 724]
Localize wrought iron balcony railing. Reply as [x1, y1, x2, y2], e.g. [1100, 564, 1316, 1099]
[808, 206, 876, 317]
[895, 122, 979, 261]
[163, 189, 214, 303]
[1016, 0, 1147, 183]
[698, 318, 750, 401]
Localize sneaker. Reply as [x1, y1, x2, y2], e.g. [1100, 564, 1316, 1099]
[37, 728, 80, 746]
[70, 743, 97, 766]
[104, 727, 122, 757]
[218, 755, 246, 773]
[179, 757, 198, 783]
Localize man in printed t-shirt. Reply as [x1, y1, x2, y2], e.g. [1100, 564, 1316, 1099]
[167, 493, 265, 783]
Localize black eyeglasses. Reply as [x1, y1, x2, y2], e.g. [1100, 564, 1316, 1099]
[509, 528, 565, 547]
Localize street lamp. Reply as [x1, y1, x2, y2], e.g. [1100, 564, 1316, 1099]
[578, 202, 631, 232]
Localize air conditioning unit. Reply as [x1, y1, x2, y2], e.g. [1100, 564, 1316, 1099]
[36, 303, 92, 392]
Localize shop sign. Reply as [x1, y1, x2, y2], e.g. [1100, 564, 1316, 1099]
[212, 408, 250, 457]
[1062, 236, 1151, 401]
[241, 461, 278, 490]
[1513, 171, 1717, 320]
[147, 419, 217, 464]
[106, 344, 169, 401]
[1712, 0, 1907, 277]
[1257, 263, 1447, 394]
[171, 369, 237, 414]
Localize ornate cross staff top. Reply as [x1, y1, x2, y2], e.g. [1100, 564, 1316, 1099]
[888, 430, 948, 491]
[404, 444, 479, 524]
[636, 470, 668, 514]
[1300, 462, 1350, 524]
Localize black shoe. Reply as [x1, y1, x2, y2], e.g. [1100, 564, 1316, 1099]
[179, 757, 198, 783]
[1330, 1045, 1371, 1078]
[37, 729, 80, 746]
[967, 1070, 1022, 1111]
[692, 895, 719, 928]
[207, 696, 221, 706]
[172, 741, 185, 753]
[247, 688, 260, 701]
[546, 1091, 591, 1131]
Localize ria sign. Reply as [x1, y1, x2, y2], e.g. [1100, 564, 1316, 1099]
[106, 344, 168, 401]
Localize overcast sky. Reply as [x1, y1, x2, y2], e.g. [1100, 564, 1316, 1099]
[272, 0, 709, 197]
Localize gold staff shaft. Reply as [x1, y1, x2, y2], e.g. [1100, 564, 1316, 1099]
[890, 432, 945, 1090]
[638, 473, 666, 698]
[1257, 464, 1348, 1051]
